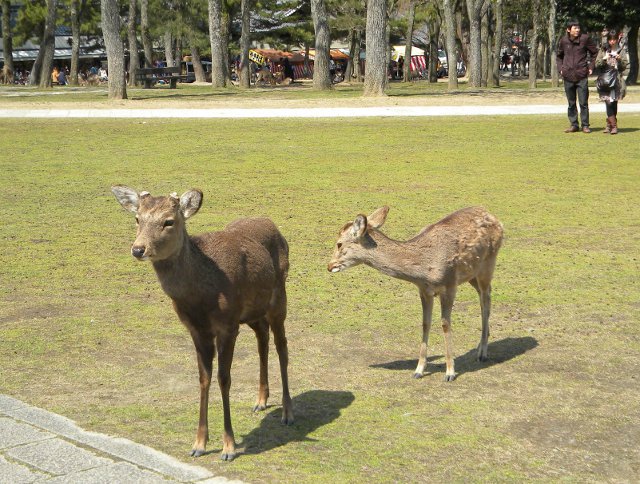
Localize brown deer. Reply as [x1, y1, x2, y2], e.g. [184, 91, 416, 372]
[327, 206, 503, 381]
[112, 186, 294, 461]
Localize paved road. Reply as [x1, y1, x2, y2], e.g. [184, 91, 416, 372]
[0, 395, 237, 483]
[1, 103, 640, 118]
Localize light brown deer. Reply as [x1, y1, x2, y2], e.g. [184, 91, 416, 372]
[328, 206, 503, 381]
[112, 186, 294, 461]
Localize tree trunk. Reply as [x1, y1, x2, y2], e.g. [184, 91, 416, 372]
[311, 0, 332, 89]
[101, 0, 127, 99]
[363, 0, 387, 96]
[427, 18, 439, 83]
[353, 31, 363, 82]
[403, 0, 415, 82]
[190, 44, 207, 82]
[344, 30, 354, 82]
[69, 0, 80, 85]
[127, 0, 140, 86]
[491, 0, 502, 87]
[38, 0, 57, 88]
[304, 43, 312, 78]
[480, 2, 489, 87]
[442, 0, 458, 90]
[547, 0, 558, 87]
[239, 0, 251, 88]
[164, 31, 174, 67]
[528, 0, 540, 88]
[208, 0, 226, 87]
[466, 0, 483, 87]
[1, 0, 14, 84]
[141, 0, 153, 67]
[626, 24, 638, 85]
[221, 6, 231, 85]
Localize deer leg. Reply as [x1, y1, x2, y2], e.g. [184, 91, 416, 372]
[269, 304, 294, 425]
[189, 332, 215, 457]
[414, 290, 434, 379]
[477, 281, 492, 362]
[216, 327, 239, 461]
[440, 289, 456, 382]
[248, 319, 270, 412]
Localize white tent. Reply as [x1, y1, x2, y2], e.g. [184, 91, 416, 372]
[391, 45, 425, 61]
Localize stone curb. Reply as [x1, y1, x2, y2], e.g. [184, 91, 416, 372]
[0, 395, 240, 483]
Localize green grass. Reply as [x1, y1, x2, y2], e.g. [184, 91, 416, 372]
[1, 103, 639, 482]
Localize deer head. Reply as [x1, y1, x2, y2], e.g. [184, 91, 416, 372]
[327, 206, 389, 273]
[112, 185, 202, 262]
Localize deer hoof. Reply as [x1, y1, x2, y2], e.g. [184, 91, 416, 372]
[281, 414, 295, 426]
[477, 355, 489, 362]
[413, 372, 423, 379]
[253, 403, 267, 412]
[190, 448, 206, 458]
[220, 451, 236, 461]
[444, 374, 456, 382]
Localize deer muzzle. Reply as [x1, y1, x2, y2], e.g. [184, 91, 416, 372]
[131, 246, 148, 260]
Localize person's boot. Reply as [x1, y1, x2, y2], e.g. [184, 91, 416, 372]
[609, 115, 618, 135]
[603, 117, 611, 134]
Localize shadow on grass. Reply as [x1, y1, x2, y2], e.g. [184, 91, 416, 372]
[237, 390, 355, 457]
[369, 336, 538, 377]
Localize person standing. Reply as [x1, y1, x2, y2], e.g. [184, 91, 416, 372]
[595, 31, 629, 135]
[556, 19, 598, 133]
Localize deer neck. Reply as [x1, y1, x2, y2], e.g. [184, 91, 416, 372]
[151, 233, 197, 299]
[362, 231, 425, 282]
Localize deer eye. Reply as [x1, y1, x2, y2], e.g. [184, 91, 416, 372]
[135, 216, 139, 225]
[163, 219, 174, 228]
[337, 243, 343, 249]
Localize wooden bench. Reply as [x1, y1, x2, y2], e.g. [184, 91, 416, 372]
[134, 67, 187, 88]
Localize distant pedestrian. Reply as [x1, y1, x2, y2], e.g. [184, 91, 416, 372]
[556, 19, 598, 133]
[595, 31, 629, 134]
[57, 68, 67, 86]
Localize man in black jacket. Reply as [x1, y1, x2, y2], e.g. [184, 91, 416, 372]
[556, 19, 598, 133]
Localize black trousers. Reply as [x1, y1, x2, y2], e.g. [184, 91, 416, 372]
[606, 101, 618, 117]
[564, 77, 590, 128]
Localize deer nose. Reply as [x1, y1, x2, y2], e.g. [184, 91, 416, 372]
[131, 246, 146, 259]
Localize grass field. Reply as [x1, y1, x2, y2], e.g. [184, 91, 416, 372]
[1, 85, 639, 482]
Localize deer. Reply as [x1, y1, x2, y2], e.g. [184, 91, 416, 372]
[327, 206, 504, 381]
[111, 186, 294, 461]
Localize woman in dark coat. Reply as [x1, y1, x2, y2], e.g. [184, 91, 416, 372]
[595, 31, 629, 134]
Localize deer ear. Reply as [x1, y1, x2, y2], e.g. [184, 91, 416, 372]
[111, 185, 140, 213]
[351, 214, 368, 239]
[367, 206, 389, 229]
[180, 189, 203, 219]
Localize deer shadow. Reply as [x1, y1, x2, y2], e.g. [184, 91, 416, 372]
[370, 336, 538, 378]
[232, 390, 355, 458]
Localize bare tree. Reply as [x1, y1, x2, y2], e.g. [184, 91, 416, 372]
[101, 0, 127, 99]
[442, 0, 458, 90]
[38, 0, 57, 88]
[363, 0, 388, 96]
[208, 0, 226, 87]
[141, 0, 153, 67]
[466, 0, 483, 87]
[1, 0, 14, 84]
[68, 0, 80, 85]
[311, 0, 332, 89]
[403, 0, 415, 82]
[547, 0, 558, 87]
[491, 0, 502, 87]
[239, 0, 251, 88]
[127, 0, 140, 86]
[528, 0, 541, 88]
[164, 31, 175, 67]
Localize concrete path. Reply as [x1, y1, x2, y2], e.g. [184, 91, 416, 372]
[0, 395, 237, 484]
[1, 103, 640, 118]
